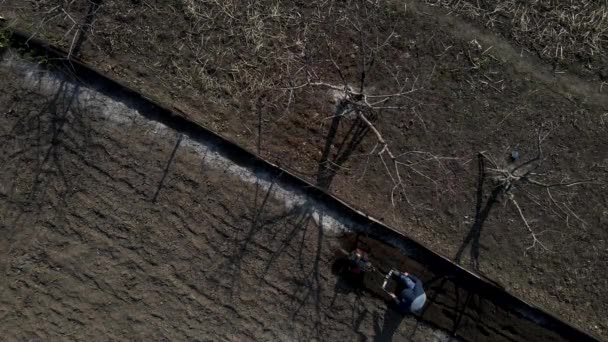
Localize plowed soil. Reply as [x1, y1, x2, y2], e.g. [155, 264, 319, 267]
[0, 52, 451, 341]
[0, 49, 583, 342]
[1, 0, 608, 338]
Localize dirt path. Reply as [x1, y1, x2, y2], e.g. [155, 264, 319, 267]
[404, 0, 608, 110]
[0, 49, 594, 341]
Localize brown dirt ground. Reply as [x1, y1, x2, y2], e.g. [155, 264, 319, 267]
[0, 53, 450, 341]
[0, 49, 581, 342]
[1, 0, 608, 338]
[419, 0, 608, 83]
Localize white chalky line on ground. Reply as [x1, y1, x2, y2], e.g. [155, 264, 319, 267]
[1, 51, 459, 342]
[181, 138, 349, 233]
[1, 52, 349, 234]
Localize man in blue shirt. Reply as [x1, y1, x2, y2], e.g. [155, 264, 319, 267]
[387, 271, 427, 314]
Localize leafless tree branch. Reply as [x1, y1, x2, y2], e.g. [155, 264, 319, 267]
[478, 127, 597, 251]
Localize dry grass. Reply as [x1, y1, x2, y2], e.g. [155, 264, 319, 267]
[172, 0, 417, 121]
[426, 0, 608, 63]
[178, 0, 305, 98]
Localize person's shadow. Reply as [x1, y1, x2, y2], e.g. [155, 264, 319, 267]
[373, 277, 409, 341]
[373, 306, 406, 341]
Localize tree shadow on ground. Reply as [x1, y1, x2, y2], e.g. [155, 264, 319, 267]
[69, 0, 104, 58]
[407, 274, 482, 341]
[287, 206, 327, 340]
[228, 194, 327, 340]
[454, 154, 503, 271]
[316, 109, 376, 190]
[366, 271, 477, 341]
[7, 71, 91, 212]
[1, 70, 92, 281]
[263, 204, 313, 274]
[226, 176, 282, 295]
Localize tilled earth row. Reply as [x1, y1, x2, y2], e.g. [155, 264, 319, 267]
[0, 47, 592, 341]
[1, 1, 607, 338]
[0, 51, 456, 341]
[0, 0, 608, 338]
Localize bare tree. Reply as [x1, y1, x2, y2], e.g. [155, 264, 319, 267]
[478, 126, 599, 251]
[278, 2, 458, 210]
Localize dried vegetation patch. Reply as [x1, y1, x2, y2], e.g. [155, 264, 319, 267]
[425, 0, 608, 69]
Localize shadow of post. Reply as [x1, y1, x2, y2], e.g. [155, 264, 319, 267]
[151, 133, 183, 203]
[454, 154, 503, 271]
